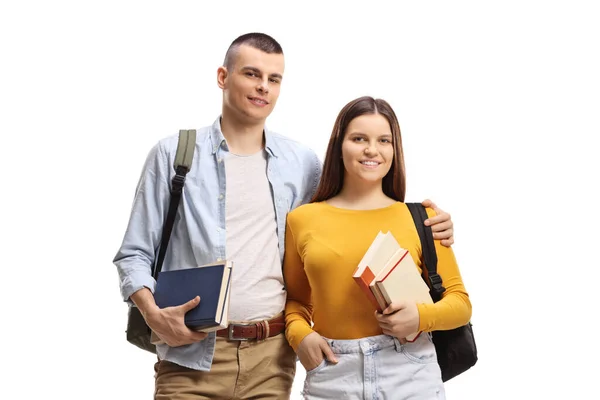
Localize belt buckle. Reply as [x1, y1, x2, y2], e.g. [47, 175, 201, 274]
[228, 324, 249, 341]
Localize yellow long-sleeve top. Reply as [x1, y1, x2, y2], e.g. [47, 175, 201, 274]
[284, 201, 472, 352]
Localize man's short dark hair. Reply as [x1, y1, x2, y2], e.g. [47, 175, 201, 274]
[223, 33, 283, 70]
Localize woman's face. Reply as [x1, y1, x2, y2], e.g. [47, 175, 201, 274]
[341, 113, 394, 186]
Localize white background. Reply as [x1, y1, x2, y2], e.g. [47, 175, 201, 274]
[1, 1, 599, 399]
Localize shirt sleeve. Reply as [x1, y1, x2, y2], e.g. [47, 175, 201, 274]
[283, 216, 315, 352]
[299, 150, 322, 206]
[416, 207, 473, 332]
[112, 141, 171, 303]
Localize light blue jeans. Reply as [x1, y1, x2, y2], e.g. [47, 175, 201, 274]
[301, 333, 445, 400]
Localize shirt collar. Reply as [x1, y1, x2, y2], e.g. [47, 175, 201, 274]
[209, 116, 277, 158]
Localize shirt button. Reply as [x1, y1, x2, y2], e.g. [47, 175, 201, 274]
[216, 257, 223, 262]
[219, 194, 224, 200]
[217, 158, 223, 163]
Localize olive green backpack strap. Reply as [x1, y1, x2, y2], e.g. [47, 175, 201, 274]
[153, 129, 197, 279]
[174, 129, 197, 172]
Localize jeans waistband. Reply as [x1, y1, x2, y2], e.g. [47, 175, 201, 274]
[321, 334, 401, 354]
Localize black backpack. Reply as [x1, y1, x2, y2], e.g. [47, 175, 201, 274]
[406, 203, 478, 382]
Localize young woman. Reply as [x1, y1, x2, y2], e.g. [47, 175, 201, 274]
[283, 96, 472, 399]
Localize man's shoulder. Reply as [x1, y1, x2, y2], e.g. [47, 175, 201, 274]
[154, 125, 212, 154]
[266, 130, 320, 161]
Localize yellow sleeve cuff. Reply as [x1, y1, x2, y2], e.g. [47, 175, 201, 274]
[286, 320, 315, 352]
[417, 302, 437, 332]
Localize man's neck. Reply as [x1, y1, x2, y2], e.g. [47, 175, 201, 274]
[220, 111, 265, 155]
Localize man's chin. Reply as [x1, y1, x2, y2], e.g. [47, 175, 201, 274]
[244, 108, 272, 122]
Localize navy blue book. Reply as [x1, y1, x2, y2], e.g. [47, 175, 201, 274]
[153, 261, 232, 332]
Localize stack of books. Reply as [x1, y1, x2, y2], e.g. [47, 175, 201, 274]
[353, 232, 432, 340]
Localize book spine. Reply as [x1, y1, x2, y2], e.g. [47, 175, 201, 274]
[370, 282, 392, 312]
[353, 273, 383, 312]
[375, 281, 392, 308]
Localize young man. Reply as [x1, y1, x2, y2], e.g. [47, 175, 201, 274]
[113, 33, 455, 399]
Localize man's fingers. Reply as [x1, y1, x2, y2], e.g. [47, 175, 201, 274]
[178, 296, 201, 313]
[189, 330, 208, 341]
[169, 329, 207, 347]
[429, 218, 452, 232]
[440, 238, 454, 246]
[432, 227, 453, 239]
[424, 211, 450, 227]
[421, 198, 436, 209]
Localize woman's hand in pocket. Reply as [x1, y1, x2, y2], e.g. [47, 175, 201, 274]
[296, 332, 338, 372]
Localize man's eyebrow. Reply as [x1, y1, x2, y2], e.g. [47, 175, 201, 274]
[241, 66, 261, 74]
[241, 66, 282, 80]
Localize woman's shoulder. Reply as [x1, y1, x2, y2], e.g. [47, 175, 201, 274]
[288, 201, 327, 217]
[398, 202, 437, 217]
[286, 202, 329, 225]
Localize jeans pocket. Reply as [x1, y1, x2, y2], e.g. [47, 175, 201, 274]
[306, 359, 327, 375]
[400, 335, 437, 365]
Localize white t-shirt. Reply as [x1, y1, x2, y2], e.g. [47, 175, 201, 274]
[224, 150, 285, 322]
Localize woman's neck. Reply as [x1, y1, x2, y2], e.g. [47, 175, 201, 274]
[330, 180, 395, 210]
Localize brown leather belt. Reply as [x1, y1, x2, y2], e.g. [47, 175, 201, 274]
[216, 314, 285, 341]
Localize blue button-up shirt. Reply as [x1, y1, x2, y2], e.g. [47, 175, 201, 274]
[113, 117, 322, 370]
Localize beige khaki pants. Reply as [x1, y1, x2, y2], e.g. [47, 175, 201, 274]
[154, 333, 296, 400]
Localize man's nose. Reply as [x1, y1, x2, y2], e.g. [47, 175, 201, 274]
[257, 79, 269, 94]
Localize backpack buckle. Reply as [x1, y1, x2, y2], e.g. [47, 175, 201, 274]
[428, 273, 446, 297]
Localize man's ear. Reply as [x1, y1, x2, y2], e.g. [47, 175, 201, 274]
[217, 66, 227, 89]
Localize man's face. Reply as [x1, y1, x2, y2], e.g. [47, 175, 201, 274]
[219, 45, 285, 123]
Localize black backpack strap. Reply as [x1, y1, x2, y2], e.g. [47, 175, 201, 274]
[152, 129, 197, 280]
[406, 203, 446, 302]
